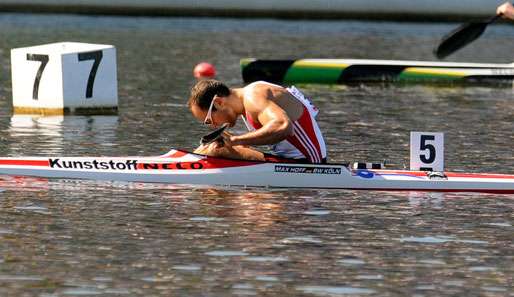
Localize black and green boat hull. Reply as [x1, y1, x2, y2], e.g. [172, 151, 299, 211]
[241, 58, 514, 85]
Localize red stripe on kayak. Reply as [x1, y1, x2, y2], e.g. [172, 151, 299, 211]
[373, 170, 514, 180]
[445, 172, 514, 179]
[373, 170, 426, 176]
[137, 158, 259, 170]
[201, 158, 259, 169]
[165, 150, 188, 158]
[0, 159, 49, 167]
[349, 188, 514, 194]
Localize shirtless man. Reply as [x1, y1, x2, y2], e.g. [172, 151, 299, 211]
[188, 80, 327, 163]
[497, 2, 514, 20]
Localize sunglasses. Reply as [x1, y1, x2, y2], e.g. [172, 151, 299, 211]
[203, 97, 217, 126]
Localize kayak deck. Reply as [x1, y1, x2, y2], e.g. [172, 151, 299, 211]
[0, 149, 513, 194]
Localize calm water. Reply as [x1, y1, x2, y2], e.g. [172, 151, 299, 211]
[0, 14, 513, 296]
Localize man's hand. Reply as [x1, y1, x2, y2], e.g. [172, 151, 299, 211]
[222, 132, 236, 147]
[497, 2, 514, 20]
[193, 137, 265, 161]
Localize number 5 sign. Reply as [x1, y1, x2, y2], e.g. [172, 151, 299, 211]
[410, 132, 444, 172]
[11, 42, 118, 115]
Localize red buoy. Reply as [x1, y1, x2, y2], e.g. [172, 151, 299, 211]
[193, 62, 216, 79]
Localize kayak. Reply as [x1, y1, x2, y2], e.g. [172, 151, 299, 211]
[0, 149, 513, 194]
[241, 58, 514, 85]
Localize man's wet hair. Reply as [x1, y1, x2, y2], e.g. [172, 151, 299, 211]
[188, 79, 230, 111]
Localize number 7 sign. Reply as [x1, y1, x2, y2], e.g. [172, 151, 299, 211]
[410, 132, 444, 172]
[11, 42, 118, 115]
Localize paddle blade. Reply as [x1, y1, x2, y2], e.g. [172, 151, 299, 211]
[435, 22, 487, 59]
[200, 123, 229, 145]
[435, 15, 500, 59]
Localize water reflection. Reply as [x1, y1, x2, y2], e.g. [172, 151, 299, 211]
[7, 115, 118, 155]
[0, 175, 49, 192]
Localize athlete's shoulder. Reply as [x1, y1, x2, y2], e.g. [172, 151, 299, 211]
[243, 81, 267, 96]
[242, 82, 275, 112]
[245, 80, 284, 90]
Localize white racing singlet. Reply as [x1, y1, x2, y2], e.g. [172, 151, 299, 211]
[241, 83, 327, 163]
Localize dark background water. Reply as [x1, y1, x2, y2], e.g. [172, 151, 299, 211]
[0, 14, 512, 296]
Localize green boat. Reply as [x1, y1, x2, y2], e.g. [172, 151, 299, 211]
[241, 58, 514, 85]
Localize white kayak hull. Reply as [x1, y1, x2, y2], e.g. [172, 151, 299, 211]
[0, 149, 513, 193]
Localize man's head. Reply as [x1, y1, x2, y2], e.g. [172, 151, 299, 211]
[188, 79, 238, 127]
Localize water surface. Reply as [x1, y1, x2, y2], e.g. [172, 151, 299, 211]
[0, 14, 512, 296]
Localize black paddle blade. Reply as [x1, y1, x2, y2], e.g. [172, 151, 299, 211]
[435, 15, 501, 59]
[200, 123, 229, 145]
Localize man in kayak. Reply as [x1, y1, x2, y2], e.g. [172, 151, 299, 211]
[497, 2, 514, 20]
[188, 79, 327, 163]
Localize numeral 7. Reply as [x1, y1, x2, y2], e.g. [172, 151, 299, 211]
[26, 54, 49, 100]
[78, 50, 103, 98]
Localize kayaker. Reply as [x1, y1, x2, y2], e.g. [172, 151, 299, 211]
[497, 2, 514, 20]
[188, 79, 327, 163]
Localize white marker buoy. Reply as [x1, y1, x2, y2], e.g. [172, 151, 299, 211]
[11, 42, 118, 115]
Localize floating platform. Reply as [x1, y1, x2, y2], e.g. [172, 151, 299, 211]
[241, 58, 514, 86]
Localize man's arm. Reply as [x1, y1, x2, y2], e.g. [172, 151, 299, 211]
[194, 141, 265, 161]
[230, 105, 293, 146]
[229, 87, 293, 146]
